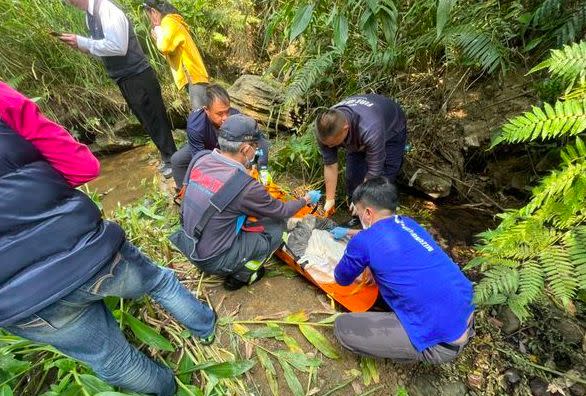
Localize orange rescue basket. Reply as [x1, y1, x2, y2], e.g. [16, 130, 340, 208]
[253, 173, 379, 312]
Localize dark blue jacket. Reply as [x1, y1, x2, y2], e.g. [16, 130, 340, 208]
[318, 94, 407, 179]
[0, 121, 125, 326]
[187, 108, 269, 167]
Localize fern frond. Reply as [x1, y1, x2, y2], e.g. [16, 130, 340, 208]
[284, 50, 338, 107]
[552, 5, 586, 46]
[522, 156, 586, 216]
[531, 41, 586, 88]
[517, 260, 544, 305]
[530, 0, 564, 27]
[474, 267, 519, 305]
[493, 99, 586, 146]
[540, 245, 578, 306]
[444, 25, 506, 74]
[567, 226, 586, 290]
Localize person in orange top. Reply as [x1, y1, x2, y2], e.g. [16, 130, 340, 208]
[144, 0, 210, 110]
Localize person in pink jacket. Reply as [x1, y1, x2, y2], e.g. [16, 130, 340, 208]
[0, 82, 215, 396]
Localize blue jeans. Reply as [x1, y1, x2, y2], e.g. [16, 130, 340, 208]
[5, 241, 215, 396]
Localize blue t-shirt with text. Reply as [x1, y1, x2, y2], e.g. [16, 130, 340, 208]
[334, 216, 474, 352]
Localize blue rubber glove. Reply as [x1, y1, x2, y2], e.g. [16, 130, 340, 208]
[330, 227, 349, 240]
[307, 190, 322, 205]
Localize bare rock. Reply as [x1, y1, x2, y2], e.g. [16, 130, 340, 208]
[90, 135, 133, 155]
[504, 368, 521, 385]
[408, 375, 438, 396]
[402, 158, 453, 198]
[553, 318, 585, 345]
[497, 307, 521, 335]
[571, 384, 586, 396]
[228, 75, 299, 131]
[529, 378, 549, 396]
[440, 381, 468, 396]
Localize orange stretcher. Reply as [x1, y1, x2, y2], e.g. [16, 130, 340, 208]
[252, 172, 379, 312]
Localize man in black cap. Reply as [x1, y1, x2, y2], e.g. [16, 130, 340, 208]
[172, 114, 321, 290]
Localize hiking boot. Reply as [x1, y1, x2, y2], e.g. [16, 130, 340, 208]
[198, 309, 217, 346]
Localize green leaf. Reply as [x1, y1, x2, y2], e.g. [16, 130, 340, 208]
[201, 360, 255, 378]
[78, 374, 113, 393]
[290, 4, 315, 42]
[275, 351, 321, 372]
[95, 393, 136, 396]
[60, 384, 84, 396]
[278, 358, 304, 396]
[177, 354, 196, 384]
[0, 385, 13, 396]
[284, 311, 309, 323]
[245, 326, 284, 339]
[333, 14, 349, 51]
[123, 313, 175, 352]
[299, 325, 340, 359]
[361, 10, 378, 52]
[175, 385, 204, 396]
[437, 0, 457, 38]
[0, 354, 29, 374]
[256, 348, 278, 396]
[318, 313, 341, 324]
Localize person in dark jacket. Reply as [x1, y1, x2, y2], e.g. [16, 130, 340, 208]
[315, 94, 407, 224]
[172, 114, 321, 290]
[170, 84, 270, 188]
[0, 82, 215, 396]
[59, 0, 177, 178]
[332, 177, 474, 362]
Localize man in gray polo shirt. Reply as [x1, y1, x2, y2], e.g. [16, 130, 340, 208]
[174, 114, 321, 290]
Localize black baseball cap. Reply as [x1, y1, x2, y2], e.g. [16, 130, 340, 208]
[219, 114, 262, 142]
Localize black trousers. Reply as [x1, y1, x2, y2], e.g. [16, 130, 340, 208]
[117, 68, 177, 163]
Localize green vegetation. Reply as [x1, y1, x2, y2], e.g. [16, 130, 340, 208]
[471, 40, 586, 319]
[2, 0, 586, 394]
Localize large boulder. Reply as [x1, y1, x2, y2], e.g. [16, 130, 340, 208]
[228, 75, 298, 132]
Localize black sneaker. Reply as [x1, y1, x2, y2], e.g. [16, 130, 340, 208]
[223, 276, 247, 291]
[343, 217, 361, 229]
[222, 267, 266, 291]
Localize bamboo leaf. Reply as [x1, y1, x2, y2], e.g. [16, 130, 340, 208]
[245, 326, 284, 339]
[278, 358, 304, 396]
[276, 351, 321, 372]
[437, 0, 457, 38]
[78, 374, 113, 393]
[256, 348, 279, 396]
[290, 4, 315, 42]
[201, 360, 255, 378]
[0, 385, 13, 396]
[333, 14, 349, 51]
[177, 354, 196, 384]
[285, 311, 309, 323]
[299, 325, 340, 359]
[123, 313, 174, 352]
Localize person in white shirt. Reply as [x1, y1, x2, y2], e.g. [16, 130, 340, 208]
[59, 0, 177, 178]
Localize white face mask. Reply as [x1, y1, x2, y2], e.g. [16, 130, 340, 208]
[359, 211, 371, 230]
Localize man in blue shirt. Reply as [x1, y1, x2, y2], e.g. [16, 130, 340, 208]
[315, 95, 407, 224]
[170, 84, 269, 188]
[331, 177, 475, 363]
